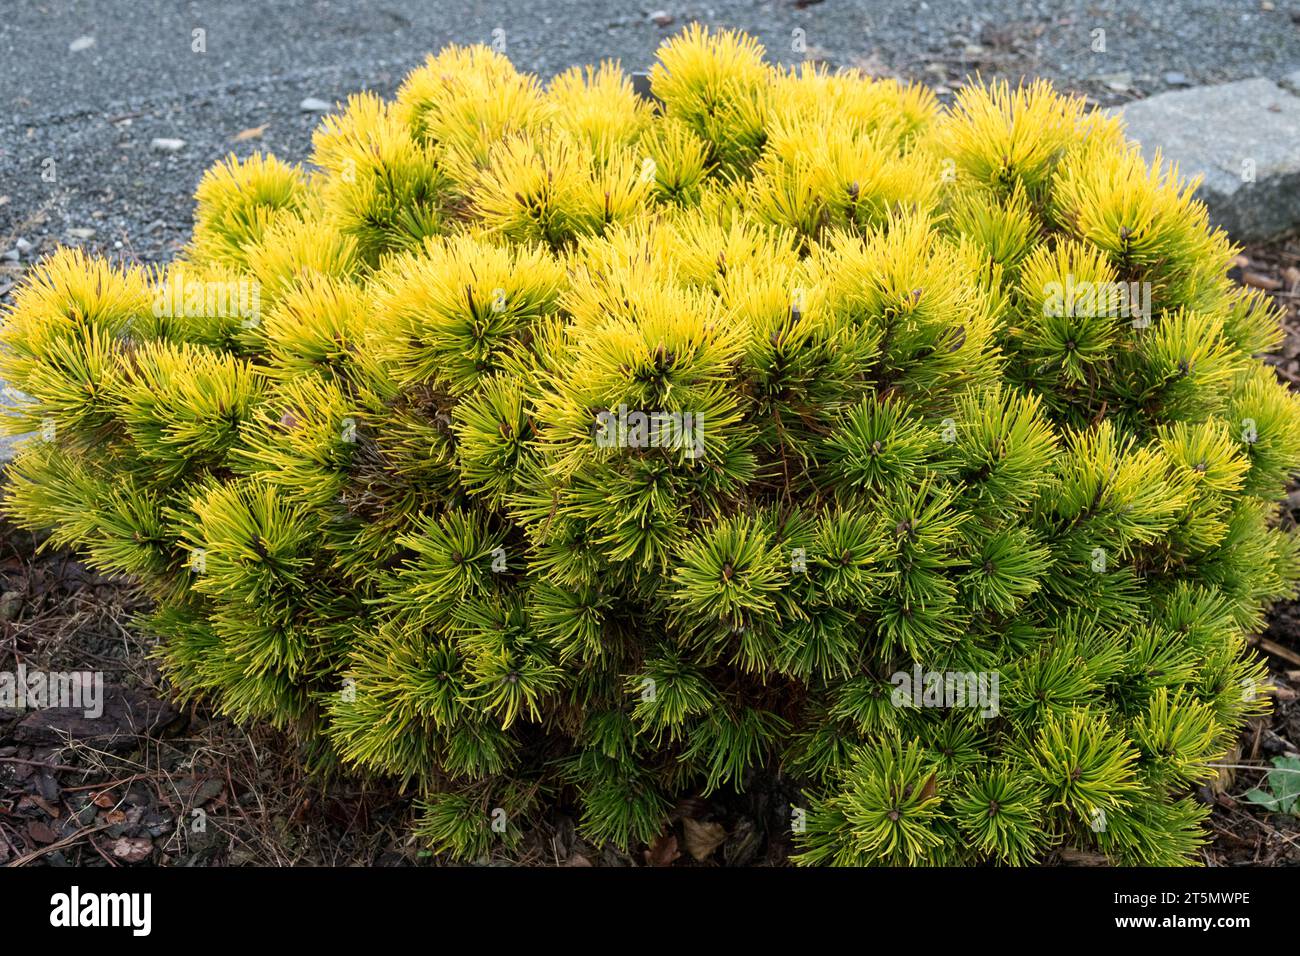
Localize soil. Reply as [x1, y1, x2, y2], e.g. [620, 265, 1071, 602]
[0, 521, 421, 867]
[1201, 237, 1300, 867]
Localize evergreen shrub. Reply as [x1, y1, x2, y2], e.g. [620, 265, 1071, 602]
[4, 26, 1299, 865]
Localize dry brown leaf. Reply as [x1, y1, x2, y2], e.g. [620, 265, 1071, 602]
[682, 818, 727, 862]
[25, 821, 59, 845]
[1058, 847, 1109, 866]
[101, 810, 127, 825]
[111, 836, 152, 863]
[1208, 739, 1243, 795]
[643, 830, 681, 867]
[233, 124, 268, 142]
[17, 793, 61, 818]
[91, 790, 116, 808]
[916, 772, 938, 803]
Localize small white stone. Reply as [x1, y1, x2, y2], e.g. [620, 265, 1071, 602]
[1099, 71, 1133, 92]
[67, 227, 96, 239]
[151, 137, 186, 152]
[300, 97, 333, 112]
[69, 36, 96, 52]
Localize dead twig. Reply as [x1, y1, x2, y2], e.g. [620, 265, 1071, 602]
[6, 821, 114, 867]
[1249, 634, 1300, 668]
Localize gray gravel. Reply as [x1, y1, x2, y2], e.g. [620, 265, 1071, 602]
[0, 0, 1298, 269]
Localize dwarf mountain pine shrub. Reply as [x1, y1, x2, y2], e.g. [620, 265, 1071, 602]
[4, 26, 1300, 865]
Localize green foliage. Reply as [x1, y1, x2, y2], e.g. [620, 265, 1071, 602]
[4, 27, 1299, 866]
[1245, 756, 1300, 816]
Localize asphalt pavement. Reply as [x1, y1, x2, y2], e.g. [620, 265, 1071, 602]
[1, 0, 1298, 266]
